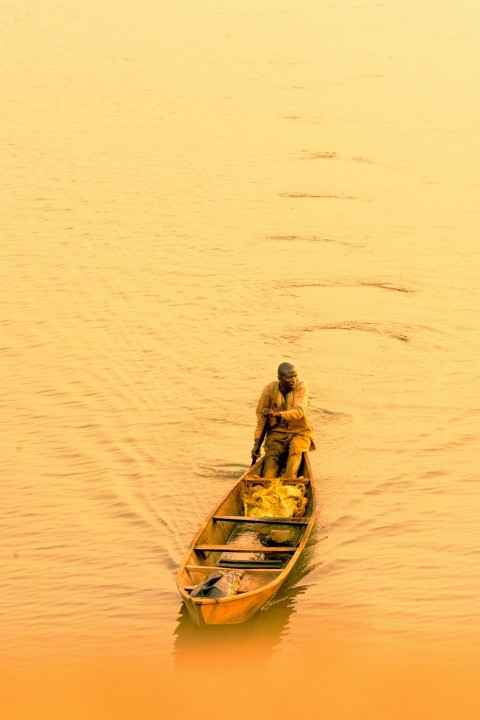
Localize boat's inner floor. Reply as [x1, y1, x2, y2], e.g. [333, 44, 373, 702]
[182, 474, 311, 595]
[215, 521, 302, 569]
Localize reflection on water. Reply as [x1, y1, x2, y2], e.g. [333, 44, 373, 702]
[174, 531, 323, 667]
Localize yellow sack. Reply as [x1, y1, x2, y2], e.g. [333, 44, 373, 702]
[243, 478, 307, 518]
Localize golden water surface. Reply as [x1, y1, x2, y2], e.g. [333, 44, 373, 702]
[2, 1, 480, 717]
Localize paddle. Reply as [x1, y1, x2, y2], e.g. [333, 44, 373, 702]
[251, 416, 270, 466]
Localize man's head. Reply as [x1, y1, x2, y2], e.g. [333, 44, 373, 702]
[277, 362, 298, 393]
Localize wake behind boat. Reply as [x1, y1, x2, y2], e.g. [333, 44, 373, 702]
[176, 453, 316, 625]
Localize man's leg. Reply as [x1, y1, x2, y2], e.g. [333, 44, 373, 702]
[284, 434, 311, 478]
[262, 434, 288, 478]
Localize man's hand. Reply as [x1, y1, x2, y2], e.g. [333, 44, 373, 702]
[263, 408, 280, 420]
[263, 408, 276, 418]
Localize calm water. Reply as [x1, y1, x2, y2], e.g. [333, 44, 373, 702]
[2, 1, 480, 717]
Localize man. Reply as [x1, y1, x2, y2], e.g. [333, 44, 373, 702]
[251, 362, 314, 478]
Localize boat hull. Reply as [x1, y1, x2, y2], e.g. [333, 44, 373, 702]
[176, 453, 316, 625]
[183, 582, 277, 625]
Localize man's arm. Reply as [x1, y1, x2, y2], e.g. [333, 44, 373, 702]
[251, 384, 273, 462]
[254, 383, 274, 440]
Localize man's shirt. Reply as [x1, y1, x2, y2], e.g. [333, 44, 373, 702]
[254, 379, 314, 442]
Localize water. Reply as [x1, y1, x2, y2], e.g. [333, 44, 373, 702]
[2, 1, 480, 717]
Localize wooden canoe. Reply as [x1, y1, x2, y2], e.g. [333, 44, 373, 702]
[176, 453, 316, 625]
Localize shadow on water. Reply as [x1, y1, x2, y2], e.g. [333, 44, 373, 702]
[173, 524, 324, 668]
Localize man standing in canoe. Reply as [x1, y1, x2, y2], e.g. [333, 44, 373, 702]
[251, 362, 314, 478]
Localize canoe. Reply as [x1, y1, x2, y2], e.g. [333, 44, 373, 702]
[176, 452, 316, 625]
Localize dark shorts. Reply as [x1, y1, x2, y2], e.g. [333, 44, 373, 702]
[264, 431, 312, 458]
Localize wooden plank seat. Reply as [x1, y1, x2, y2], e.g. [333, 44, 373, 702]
[212, 515, 308, 525]
[182, 585, 253, 594]
[194, 544, 296, 554]
[181, 585, 251, 594]
[218, 560, 284, 569]
[185, 564, 283, 573]
[243, 477, 310, 485]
